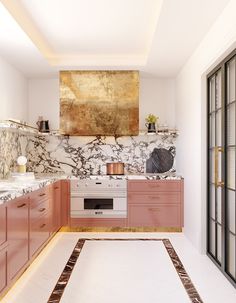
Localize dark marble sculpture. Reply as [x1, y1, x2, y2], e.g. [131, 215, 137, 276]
[146, 147, 174, 173]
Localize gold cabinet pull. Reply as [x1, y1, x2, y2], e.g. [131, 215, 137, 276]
[214, 146, 224, 187]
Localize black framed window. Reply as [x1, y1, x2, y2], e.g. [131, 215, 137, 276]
[207, 49, 236, 287]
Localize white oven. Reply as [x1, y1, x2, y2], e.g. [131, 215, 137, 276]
[70, 179, 127, 218]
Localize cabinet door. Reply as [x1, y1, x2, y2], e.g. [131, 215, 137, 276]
[61, 180, 69, 226]
[128, 204, 181, 227]
[30, 216, 50, 257]
[0, 247, 7, 293]
[0, 205, 7, 246]
[7, 196, 29, 281]
[51, 181, 61, 233]
[128, 193, 181, 205]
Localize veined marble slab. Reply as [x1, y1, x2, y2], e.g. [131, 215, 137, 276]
[0, 173, 182, 203]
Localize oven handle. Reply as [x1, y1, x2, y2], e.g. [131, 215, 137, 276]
[71, 193, 127, 198]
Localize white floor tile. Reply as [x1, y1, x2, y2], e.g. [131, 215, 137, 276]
[1, 232, 236, 303]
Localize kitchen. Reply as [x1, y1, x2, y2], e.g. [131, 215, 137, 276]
[0, 0, 236, 302]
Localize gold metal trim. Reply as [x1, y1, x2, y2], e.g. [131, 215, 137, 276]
[214, 146, 224, 187]
[59, 226, 182, 233]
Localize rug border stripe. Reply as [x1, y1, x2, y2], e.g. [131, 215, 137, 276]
[47, 238, 203, 303]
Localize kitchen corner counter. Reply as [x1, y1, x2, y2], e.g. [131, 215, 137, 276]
[0, 177, 60, 204]
[0, 172, 183, 203]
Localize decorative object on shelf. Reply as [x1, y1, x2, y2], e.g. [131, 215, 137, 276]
[146, 147, 175, 173]
[17, 155, 27, 173]
[60, 70, 139, 136]
[37, 116, 50, 133]
[145, 114, 158, 133]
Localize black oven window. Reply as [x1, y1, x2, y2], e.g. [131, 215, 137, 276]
[84, 198, 113, 209]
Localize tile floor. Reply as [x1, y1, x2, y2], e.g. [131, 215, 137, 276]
[1, 232, 236, 303]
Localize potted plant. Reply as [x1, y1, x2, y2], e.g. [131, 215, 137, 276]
[145, 114, 158, 133]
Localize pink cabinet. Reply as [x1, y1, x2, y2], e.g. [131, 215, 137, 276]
[0, 204, 7, 293]
[29, 186, 51, 257]
[0, 204, 7, 247]
[7, 196, 29, 281]
[61, 180, 70, 226]
[51, 181, 62, 233]
[128, 180, 184, 228]
[0, 247, 7, 293]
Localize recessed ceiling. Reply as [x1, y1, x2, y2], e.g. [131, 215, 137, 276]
[0, 0, 231, 78]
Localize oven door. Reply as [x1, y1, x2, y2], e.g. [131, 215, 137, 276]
[71, 196, 127, 218]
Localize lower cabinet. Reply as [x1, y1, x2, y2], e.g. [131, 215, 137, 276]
[29, 186, 51, 257]
[7, 196, 29, 281]
[128, 180, 184, 228]
[0, 181, 67, 297]
[0, 204, 7, 293]
[61, 180, 70, 226]
[0, 247, 7, 293]
[128, 204, 181, 227]
[51, 181, 61, 233]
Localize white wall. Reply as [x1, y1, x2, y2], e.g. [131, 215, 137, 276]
[28, 78, 59, 130]
[0, 55, 28, 121]
[140, 78, 175, 129]
[28, 77, 176, 131]
[176, 0, 236, 252]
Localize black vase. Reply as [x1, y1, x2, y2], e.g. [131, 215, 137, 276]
[145, 122, 156, 133]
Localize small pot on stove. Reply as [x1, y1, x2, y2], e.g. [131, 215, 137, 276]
[106, 162, 125, 175]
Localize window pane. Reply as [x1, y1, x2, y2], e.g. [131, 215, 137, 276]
[227, 59, 235, 103]
[210, 114, 215, 147]
[209, 219, 216, 256]
[227, 189, 235, 234]
[227, 103, 235, 146]
[216, 110, 222, 146]
[226, 233, 236, 278]
[217, 188, 222, 224]
[210, 185, 215, 219]
[210, 76, 215, 111]
[227, 147, 235, 189]
[217, 224, 222, 263]
[216, 71, 222, 109]
[210, 150, 215, 183]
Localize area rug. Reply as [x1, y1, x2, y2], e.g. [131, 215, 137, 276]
[47, 239, 203, 303]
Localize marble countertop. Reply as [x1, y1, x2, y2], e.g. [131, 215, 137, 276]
[0, 173, 183, 204]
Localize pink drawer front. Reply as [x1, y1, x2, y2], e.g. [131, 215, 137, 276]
[128, 192, 181, 205]
[30, 216, 50, 257]
[128, 180, 181, 192]
[128, 204, 182, 227]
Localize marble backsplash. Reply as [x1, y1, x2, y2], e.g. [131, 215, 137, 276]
[0, 128, 29, 178]
[0, 122, 177, 178]
[27, 134, 177, 176]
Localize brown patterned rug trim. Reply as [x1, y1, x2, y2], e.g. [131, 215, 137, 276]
[47, 238, 203, 303]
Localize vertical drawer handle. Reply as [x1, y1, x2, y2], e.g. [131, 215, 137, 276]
[17, 203, 26, 208]
[39, 193, 46, 197]
[40, 223, 46, 229]
[148, 208, 160, 212]
[39, 207, 46, 212]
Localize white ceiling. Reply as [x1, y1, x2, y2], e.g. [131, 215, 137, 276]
[0, 0, 230, 78]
